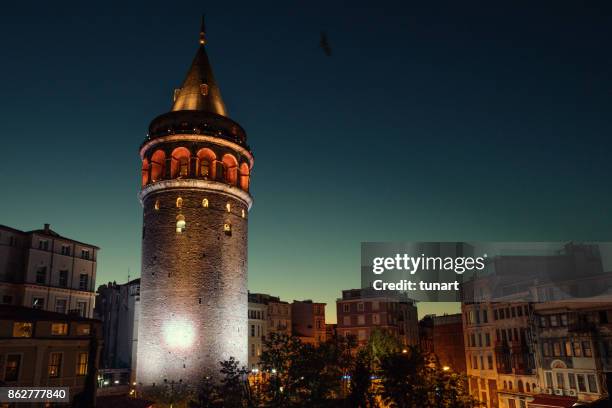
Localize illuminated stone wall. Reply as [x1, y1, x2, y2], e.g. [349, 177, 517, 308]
[136, 185, 249, 386]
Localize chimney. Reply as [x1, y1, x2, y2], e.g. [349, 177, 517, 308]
[44, 224, 50, 233]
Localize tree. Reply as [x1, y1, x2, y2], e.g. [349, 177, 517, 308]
[348, 350, 375, 408]
[258, 332, 304, 406]
[219, 357, 249, 408]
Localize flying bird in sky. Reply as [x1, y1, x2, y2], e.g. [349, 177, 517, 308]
[320, 31, 332, 56]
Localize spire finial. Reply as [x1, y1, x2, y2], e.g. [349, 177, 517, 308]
[199, 14, 207, 46]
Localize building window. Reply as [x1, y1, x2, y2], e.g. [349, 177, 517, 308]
[77, 352, 88, 376]
[81, 249, 90, 260]
[223, 223, 232, 236]
[202, 198, 209, 208]
[58, 270, 68, 287]
[226, 202, 231, 213]
[343, 304, 350, 313]
[582, 341, 593, 357]
[241, 209, 245, 218]
[357, 315, 365, 325]
[556, 373, 565, 389]
[357, 302, 364, 312]
[176, 215, 186, 233]
[12, 322, 33, 338]
[77, 301, 87, 317]
[51, 323, 68, 336]
[343, 316, 350, 326]
[48, 353, 62, 378]
[5, 355, 21, 381]
[154, 199, 160, 210]
[569, 373, 577, 390]
[587, 374, 597, 393]
[76, 324, 90, 336]
[79, 274, 89, 291]
[577, 374, 587, 392]
[573, 341, 582, 357]
[61, 245, 71, 256]
[36, 266, 47, 284]
[485, 333, 491, 347]
[176, 197, 183, 208]
[39, 240, 49, 250]
[372, 314, 380, 325]
[55, 299, 67, 314]
[487, 355, 493, 370]
[32, 297, 45, 309]
[251, 324, 255, 337]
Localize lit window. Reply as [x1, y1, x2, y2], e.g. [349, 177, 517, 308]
[12, 322, 33, 338]
[76, 324, 90, 336]
[200, 160, 210, 178]
[5, 355, 21, 381]
[48, 352, 62, 378]
[32, 297, 45, 309]
[202, 198, 209, 208]
[200, 83, 209, 96]
[51, 323, 68, 336]
[241, 209, 245, 218]
[154, 199, 160, 210]
[176, 197, 183, 208]
[223, 223, 232, 235]
[176, 215, 186, 233]
[226, 203, 231, 212]
[77, 352, 88, 376]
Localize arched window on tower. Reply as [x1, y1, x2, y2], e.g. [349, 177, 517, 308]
[171, 147, 191, 178]
[176, 214, 186, 233]
[197, 148, 216, 179]
[150, 150, 166, 182]
[154, 199, 160, 211]
[202, 198, 209, 208]
[141, 159, 150, 186]
[176, 197, 183, 208]
[222, 154, 238, 185]
[239, 162, 250, 191]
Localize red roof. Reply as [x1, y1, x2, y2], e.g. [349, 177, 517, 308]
[529, 394, 578, 408]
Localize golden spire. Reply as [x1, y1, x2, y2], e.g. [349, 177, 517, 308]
[199, 14, 207, 46]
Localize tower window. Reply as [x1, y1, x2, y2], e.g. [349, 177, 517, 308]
[180, 161, 189, 177]
[226, 203, 231, 213]
[202, 198, 209, 208]
[176, 197, 183, 208]
[223, 223, 232, 236]
[154, 199, 160, 210]
[200, 160, 210, 178]
[200, 83, 209, 96]
[241, 209, 246, 218]
[176, 215, 186, 233]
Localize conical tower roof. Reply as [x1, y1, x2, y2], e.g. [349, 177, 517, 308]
[171, 16, 227, 116]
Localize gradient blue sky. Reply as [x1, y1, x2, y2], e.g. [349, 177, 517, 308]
[1, 1, 611, 321]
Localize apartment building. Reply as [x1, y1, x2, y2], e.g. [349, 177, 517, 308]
[0, 224, 98, 318]
[336, 288, 418, 346]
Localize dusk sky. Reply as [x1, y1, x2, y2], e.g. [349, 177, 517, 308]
[1, 1, 611, 322]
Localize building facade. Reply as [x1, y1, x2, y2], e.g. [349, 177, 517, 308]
[336, 288, 419, 346]
[94, 278, 140, 375]
[0, 224, 98, 318]
[249, 293, 292, 336]
[136, 20, 253, 386]
[420, 313, 466, 372]
[292, 300, 326, 344]
[0, 305, 102, 407]
[247, 297, 267, 370]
